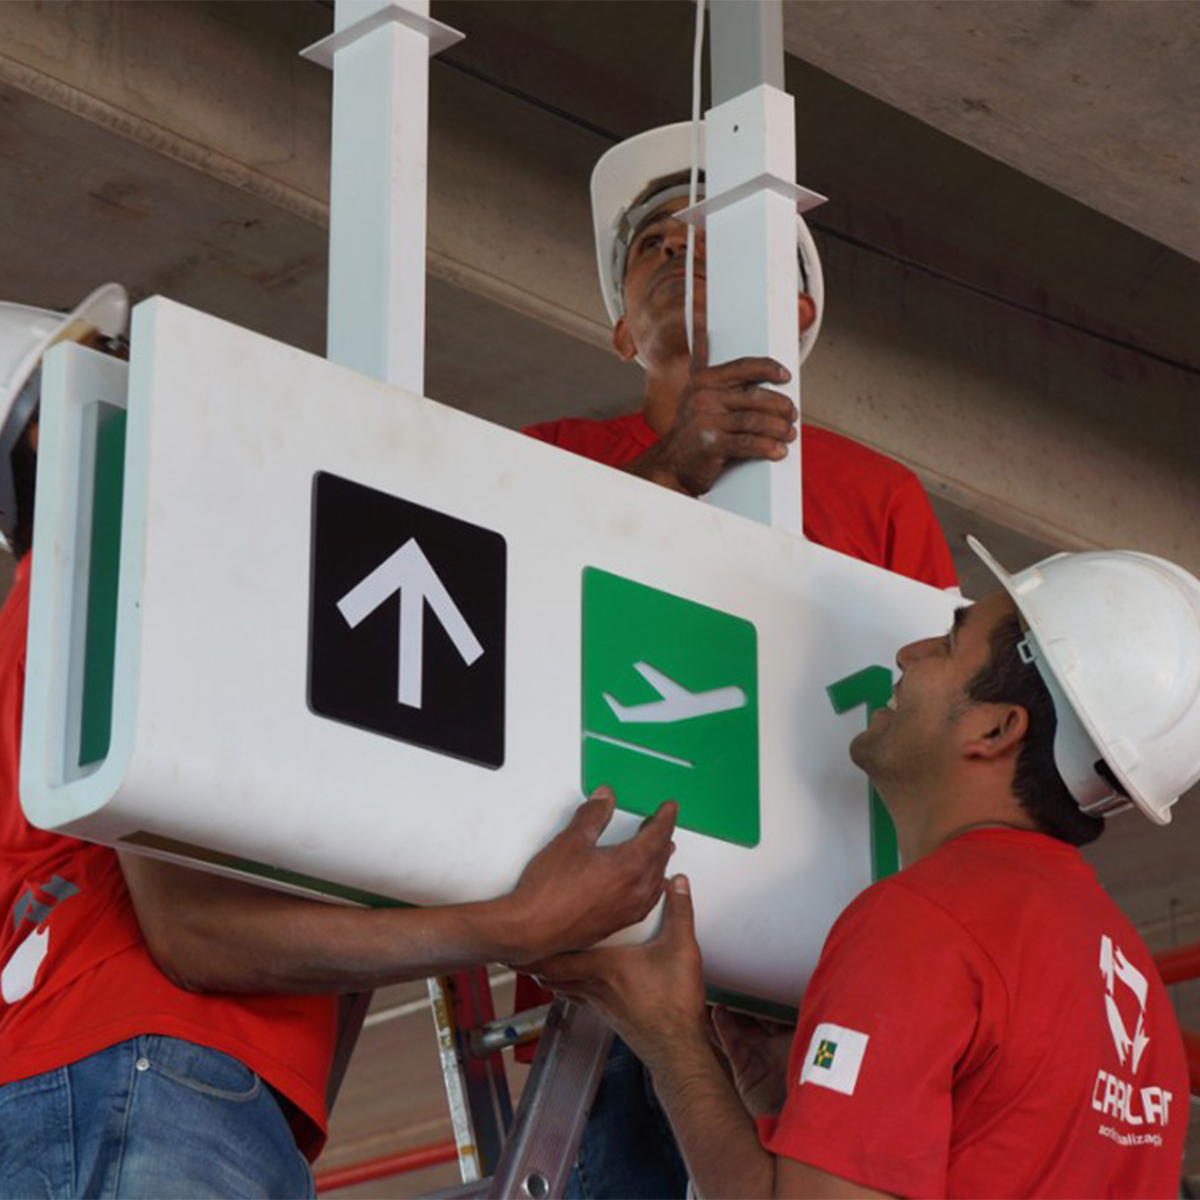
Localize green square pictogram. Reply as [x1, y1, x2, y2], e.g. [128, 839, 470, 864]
[581, 568, 759, 847]
[814, 1039, 837, 1069]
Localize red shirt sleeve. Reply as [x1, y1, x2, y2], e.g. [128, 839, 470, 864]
[520, 418, 564, 447]
[766, 881, 1005, 1198]
[521, 414, 659, 470]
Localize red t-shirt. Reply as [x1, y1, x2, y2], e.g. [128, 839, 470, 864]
[0, 559, 338, 1159]
[761, 830, 1187, 1198]
[521, 412, 958, 590]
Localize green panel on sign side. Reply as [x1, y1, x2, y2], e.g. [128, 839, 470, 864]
[80, 406, 126, 768]
[582, 567, 759, 846]
[704, 986, 798, 1023]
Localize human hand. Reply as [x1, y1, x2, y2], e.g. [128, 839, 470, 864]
[642, 356, 796, 496]
[710, 1006, 795, 1119]
[504, 788, 677, 965]
[528, 873, 708, 1069]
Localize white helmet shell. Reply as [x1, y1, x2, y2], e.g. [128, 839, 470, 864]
[591, 122, 824, 365]
[969, 536, 1200, 825]
[0, 284, 129, 422]
[0, 284, 129, 551]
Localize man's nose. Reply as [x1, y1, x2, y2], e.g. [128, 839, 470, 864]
[896, 637, 936, 670]
[663, 223, 703, 259]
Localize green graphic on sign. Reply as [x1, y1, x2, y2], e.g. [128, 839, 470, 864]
[581, 568, 759, 847]
[827, 666, 900, 881]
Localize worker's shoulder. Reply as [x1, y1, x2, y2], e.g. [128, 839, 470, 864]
[867, 829, 1109, 946]
[522, 410, 644, 441]
[905, 828, 1091, 893]
[800, 424, 919, 487]
[521, 410, 654, 465]
[835, 831, 1108, 977]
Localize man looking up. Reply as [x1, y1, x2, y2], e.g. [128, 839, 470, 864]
[518, 121, 958, 1198]
[0, 289, 678, 1196]
[532, 539, 1200, 1199]
[524, 121, 958, 589]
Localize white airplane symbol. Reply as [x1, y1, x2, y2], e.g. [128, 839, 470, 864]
[604, 662, 747, 725]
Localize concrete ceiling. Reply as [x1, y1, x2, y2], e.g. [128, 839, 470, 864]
[786, 0, 1200, 266]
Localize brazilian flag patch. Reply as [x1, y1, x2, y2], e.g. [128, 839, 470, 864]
[800, 1023, 870, 1095]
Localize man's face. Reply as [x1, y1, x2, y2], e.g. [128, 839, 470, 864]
[850, 591, 1019, 788]
[618, 197, 706, 361]
[612, 196, 817, 368]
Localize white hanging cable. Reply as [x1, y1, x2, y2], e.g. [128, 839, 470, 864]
[685, 0, 707, 358]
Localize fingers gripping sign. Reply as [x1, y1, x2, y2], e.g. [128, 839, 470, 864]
[505, 787, 678, 964]
[647, 355, 797, 497]
[710, 1006, 796, 1120]
[529, 874, 709, 1070]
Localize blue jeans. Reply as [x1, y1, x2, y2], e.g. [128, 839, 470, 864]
[0, 1035, 314, 1199]
[567, 1037, 688, 1199]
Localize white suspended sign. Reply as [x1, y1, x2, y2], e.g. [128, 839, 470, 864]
[22, 298, 956, 1008]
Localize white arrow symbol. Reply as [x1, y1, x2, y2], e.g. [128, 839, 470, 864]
[336, 538, 484, 709]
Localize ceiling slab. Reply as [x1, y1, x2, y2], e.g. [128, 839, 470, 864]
[785, 0, 1200, 264]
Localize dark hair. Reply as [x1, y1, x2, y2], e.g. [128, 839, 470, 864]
[7, 333, 128, 561]
[965, 611, 1106, 847]
[8, 421, 36, 561]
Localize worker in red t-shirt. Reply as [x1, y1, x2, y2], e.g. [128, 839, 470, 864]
[0, 292, 677, 1196]
[518, 121, 957, 1198]
[533, 542, 1200, 1199]
[524, 120, 957, 592]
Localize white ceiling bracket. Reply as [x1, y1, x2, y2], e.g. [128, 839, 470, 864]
[301, 2, 463, 69]
[302, 1, 463, 394]
[677, 175, 826, 228]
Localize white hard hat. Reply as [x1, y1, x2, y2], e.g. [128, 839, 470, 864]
[0, 284, 129, 551]
[591, 122, 825, 365]
[969, 536, 1200, 826]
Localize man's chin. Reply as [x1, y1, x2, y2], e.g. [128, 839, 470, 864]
[848, 730, 874, 773]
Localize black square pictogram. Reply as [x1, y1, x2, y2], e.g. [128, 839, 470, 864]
[308, 472, 506, 768]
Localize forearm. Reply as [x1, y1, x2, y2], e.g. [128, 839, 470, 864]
[622, 442, 690, 493]
[119, 853, 531, 995]
[651, 1034, 896, 1200]
[120, 791, 675, 999]
[644, 1032, 777, 1200]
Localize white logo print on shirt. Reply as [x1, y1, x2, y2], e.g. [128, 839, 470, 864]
[1090, 934, 1173, 1133]
[1, 875, 82, 1005]
[1, 927, 50, 1003]
[1099, 934, 1149, 1073]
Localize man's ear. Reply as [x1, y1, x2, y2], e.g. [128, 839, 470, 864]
[798, 293, 817, 335]
[611, 317, 638, 363]
[962, 703, 1029, 761]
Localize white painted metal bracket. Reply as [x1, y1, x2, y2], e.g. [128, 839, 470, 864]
[301, 1, 464, 393]
[700, 83, 813, 536]
[677, 175, 826, 226]
[301, 0, 463, 68]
